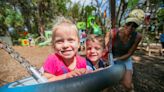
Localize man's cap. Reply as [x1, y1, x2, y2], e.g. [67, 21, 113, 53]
[125, 9, 145, 26]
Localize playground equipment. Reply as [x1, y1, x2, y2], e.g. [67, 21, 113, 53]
[77, 16, 103, 54]
[77, 16, 102, 36]
[20, 39, 30, 46]
[35, 31, 52, 46]
[87, 16, 102, 35]
[0, 39, 125, 92]
[77, 22, 86, 30]
[18, 33, 36, 46]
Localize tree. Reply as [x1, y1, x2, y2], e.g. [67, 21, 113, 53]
[116, 0, 128, 26]
[0, 1, 24, 36]
[0, 0, 71, 36]
[67, 1, 81, 21]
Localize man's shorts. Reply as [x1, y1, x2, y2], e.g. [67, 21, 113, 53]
[114, 57, 133, 70]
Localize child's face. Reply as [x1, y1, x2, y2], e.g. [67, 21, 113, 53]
[53, 26, 79, 60]
[86, 40, 103, 65]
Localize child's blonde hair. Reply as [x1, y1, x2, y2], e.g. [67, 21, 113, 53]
[51, 17, 79, 47]
[86, 34, 105, 49]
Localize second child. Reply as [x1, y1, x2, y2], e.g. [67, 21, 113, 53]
[86, 34, 105, 70]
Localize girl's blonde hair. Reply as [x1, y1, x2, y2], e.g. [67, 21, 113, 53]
[51, 17, 79, 47]
[86, 34, 105, 49]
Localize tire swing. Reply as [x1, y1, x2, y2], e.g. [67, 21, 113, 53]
[0, 40, 125, 92]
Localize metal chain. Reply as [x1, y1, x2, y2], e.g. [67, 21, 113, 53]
[0, 39, 47, 83]
[0, 39, 32, 74]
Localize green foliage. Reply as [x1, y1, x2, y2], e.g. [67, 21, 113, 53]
[0, 0, 71, 41]
[84, 5, 96, 16]
[4, 9, 24, 27]
[157, 8, 164, 21]
[127, 0, 139, 9]
[0, 14, 3, 22]
[1, 0, 162, 45]
[67, 1, 81, 19]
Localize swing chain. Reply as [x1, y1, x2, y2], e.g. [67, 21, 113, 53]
[0, 39, 32, 73]
[0, 39, 48, 83]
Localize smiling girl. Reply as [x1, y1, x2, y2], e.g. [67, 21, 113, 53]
[42, 17, 87, 82]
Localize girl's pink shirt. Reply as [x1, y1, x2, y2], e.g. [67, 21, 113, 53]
[43, 53, 86, 76]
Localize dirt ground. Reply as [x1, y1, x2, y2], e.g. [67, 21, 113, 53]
[0, 46, 53, 86]
[0, 46, 164, 92]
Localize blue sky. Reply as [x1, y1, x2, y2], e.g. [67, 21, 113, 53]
[70, 0, 121, 17]
[71, 0, 92, 6]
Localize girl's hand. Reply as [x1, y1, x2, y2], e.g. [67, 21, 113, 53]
[43, 72, 55, 79]
[66, 68, 89, 78]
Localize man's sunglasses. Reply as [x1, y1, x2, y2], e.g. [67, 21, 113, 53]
[126, 22, 138, 28]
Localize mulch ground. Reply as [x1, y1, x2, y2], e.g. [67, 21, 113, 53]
[110, 53, 164, 92]
[0, 46, 164, 92]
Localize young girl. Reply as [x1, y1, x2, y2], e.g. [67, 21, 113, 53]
[42, 17, 87, 82]
[86, 34, 105, 71]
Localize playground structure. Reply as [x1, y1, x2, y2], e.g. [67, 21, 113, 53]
[137, 43, 164, 56]
[77, 16, 103, 54]
[86, 16, 102, 35]
[138, 29, 164, 56]
[34, 16, 102, 47]
[18, 16, 102, 48]
[35, 31, 52, 46]
[18, 31, 52, 47]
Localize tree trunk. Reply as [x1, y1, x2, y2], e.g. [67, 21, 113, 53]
[39, 18, 45, 38]
[110, 0, 116, 28]
[116, 0, 123, 24]
[38, 1, 45, 37]
[118, 1, 128, 26]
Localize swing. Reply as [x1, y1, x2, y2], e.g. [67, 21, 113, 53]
[0, 39, 125, 92]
